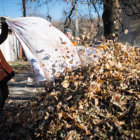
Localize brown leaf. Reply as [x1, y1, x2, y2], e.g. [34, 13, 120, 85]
[94, 98, 99, 106]
[76, 123, 91, 135]
[58, 112, 63, 120]
[62, 80, 69, 88]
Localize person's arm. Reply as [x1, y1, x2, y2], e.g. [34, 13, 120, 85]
[0, 17, 8, 45]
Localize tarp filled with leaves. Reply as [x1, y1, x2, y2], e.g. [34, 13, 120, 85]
[6, 17, 101, 83]
[6, 17, 84, 82]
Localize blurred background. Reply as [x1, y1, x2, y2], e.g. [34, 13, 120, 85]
[0, 0, 140, 61]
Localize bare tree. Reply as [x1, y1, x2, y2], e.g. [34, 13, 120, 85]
[27, 0, 140, 41]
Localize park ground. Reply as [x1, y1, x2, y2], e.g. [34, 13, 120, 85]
[5, 60, 45, 109]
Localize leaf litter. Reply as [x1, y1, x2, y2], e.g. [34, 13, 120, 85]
[0, 42, 140, 139]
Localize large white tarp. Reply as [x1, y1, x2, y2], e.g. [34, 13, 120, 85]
[6, 17, 82, 82]
[6, 17, 99, 83]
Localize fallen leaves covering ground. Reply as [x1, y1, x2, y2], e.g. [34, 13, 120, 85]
[0, 43, 140, 139]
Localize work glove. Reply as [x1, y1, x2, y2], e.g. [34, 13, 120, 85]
[0, 17, 6, 23]
[0, 17, 8, 45]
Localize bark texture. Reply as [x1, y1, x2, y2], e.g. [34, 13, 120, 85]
[102, 0, 121, 41]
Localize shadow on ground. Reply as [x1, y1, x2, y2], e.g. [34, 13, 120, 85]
[5, 71, 45, 108]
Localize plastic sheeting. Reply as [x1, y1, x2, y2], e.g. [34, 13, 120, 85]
[6, 17, 99, 83]
[75, 46, 101, 66]
[6, 17, 82, 82]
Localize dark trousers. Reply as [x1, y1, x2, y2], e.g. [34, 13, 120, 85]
[0, 83, 9, 113]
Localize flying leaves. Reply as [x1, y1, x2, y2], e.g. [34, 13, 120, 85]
[0, 42, 139, 139]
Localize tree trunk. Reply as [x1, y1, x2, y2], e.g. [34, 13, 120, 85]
[102, 0, 121, 41]
[22, 0, 26, 17]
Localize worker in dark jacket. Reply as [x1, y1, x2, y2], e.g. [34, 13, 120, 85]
[0, 17, 15, 114]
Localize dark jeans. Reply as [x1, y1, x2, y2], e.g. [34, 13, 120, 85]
[0, 83, 9, 113]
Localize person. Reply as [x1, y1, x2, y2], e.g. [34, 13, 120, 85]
[64, 27, 77, 46]
[64, 27, 73, 40]
[0, 17, 15, 114]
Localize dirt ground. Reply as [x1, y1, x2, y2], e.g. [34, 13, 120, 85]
[5, 60, 45, 108]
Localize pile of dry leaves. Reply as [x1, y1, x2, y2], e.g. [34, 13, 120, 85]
[0, 42, 140, 139]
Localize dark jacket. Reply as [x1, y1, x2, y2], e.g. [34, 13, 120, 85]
[0, 19, 15, 84]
